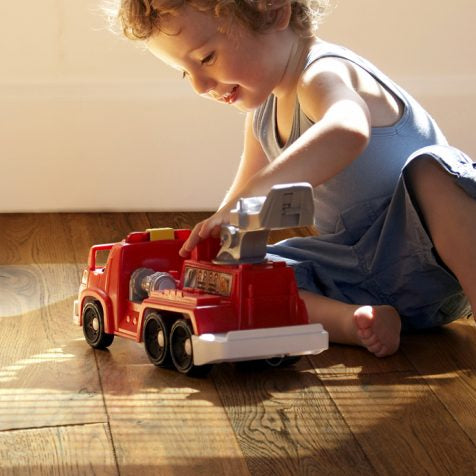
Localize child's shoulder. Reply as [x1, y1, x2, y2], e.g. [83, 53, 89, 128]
[299, 40, 370, 90]
[297, 40, 402, 127]
[297, 41, 366, 119]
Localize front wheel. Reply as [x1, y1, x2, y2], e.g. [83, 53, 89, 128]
[169, 319, 211, 377]
[82, 301, 114, 349]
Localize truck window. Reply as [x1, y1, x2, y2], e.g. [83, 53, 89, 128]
[93, 249, 111, 270]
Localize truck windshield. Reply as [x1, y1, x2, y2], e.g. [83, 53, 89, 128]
[94, 249, 110, 269]
[89, 244, 114, 271]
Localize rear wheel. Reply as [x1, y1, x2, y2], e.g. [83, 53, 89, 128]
[170, 319, 211, 377]
[236, 356, 301, 371]
[143, 312, 172, 367]
[82, 301, 114, 349]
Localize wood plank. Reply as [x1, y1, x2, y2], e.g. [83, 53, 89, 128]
[310, 344, 414, 376]
[0, 214, 108, 431]
[212, 360, 374, 475]
[0, 211, 146, 264]
[62, 212, 153, 264]
[147, 211, 212, 229]
[0, 423, 117, 475]
[401, 318, 476, 445]
[319, 370, 476, 474]
[0, 213, 74, 265]
[94, 338, 250, 476]
[2, 213, 475, 475]
[0, 280, 106, 431]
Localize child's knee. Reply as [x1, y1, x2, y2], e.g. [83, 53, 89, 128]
[406, 154, 442, 184]
[404, 154, 455, 202]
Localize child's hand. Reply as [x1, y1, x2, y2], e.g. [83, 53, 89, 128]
[179, 206, 232, 257]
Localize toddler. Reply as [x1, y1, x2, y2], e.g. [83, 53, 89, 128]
[111, 0, 476, 357]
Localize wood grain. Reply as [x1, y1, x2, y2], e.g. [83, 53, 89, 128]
[319, 370, 476, 475]
[213, 360, 374, 475]
[1, 213, 476, 475]
[0, 423, 117, 475]
[147, 211, 212, 230]
[400, 319, 476, 446]
[309, 343, 414, 377]
[0, 215, 107, 432]
[95, 340, 249, 476]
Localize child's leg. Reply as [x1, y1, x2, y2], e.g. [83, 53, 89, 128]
[405, 156, 476, 313]
[300, 291, 401, 357]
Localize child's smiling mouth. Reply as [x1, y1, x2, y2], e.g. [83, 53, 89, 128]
[220, 86, 239, 104]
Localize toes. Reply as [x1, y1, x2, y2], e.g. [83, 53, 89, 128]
[353, 304, 401, 357]
[357, 327, 373, 340]
[353, 305, 374, 330]
[374, 345, 388, 358]
[358, 331, 388, 357]
[367, 342, 384, 355]
[360, 332, 379, 347]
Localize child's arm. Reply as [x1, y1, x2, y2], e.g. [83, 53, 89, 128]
[179, 113, 269, 257]
[244, 58, 371, 192]
[180, 58, 372, 256]
[219, 113, 270, 209]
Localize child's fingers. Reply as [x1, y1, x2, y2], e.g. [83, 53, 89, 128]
[179, 212, 228, 257]
[179, 220, 210, 257]
[179, 227, 201, 257]
[209, 225, 222, 238]
[179, 227, 197, 257]
[178, 241, 193, 257]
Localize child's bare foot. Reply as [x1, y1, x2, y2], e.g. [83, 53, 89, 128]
[353, 305, 401, 357]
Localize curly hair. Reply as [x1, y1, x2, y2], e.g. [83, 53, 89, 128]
[106, 0, 330, 41]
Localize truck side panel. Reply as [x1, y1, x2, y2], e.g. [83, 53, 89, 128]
[241, 265, 308, 329]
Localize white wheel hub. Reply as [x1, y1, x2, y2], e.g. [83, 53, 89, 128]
[157, 330, 165, 348]
[184, 338, 192, 356]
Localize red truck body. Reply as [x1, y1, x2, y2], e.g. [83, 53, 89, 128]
[73, 228, 327, 374]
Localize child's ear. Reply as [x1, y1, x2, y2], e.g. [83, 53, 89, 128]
[266, 2, 292, 31]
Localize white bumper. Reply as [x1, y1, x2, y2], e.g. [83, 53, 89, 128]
[192, 323, 328, 366]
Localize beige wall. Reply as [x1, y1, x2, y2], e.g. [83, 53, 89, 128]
[1, 1, 475, 212]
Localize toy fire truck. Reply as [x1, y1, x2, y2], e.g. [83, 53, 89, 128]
[73, 183, 328, 375]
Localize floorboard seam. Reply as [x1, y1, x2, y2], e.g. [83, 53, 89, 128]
[211, 369, 252, 476]
[307, 355, 379, 474]
[94, 349, 122, 476]
[0, 421, 109, 434]
[414, 369, 476, 449]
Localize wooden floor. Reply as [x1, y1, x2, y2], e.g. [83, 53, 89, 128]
[1, 213, 475, 476]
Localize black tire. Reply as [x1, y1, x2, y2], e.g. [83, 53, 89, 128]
[143, 312, 172, 367]
[82, 301, 114, 349]
[236, 356, 301, 371]
[170, 319, 211, 377]
[265, 356, 301, 368]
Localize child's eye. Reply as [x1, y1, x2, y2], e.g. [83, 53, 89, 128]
[201, 52, 215, 66]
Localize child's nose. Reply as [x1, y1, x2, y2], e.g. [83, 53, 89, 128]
[190, 74, 215, 96]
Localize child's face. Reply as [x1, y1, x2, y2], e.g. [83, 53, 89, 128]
[146, 6, 290, 111]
